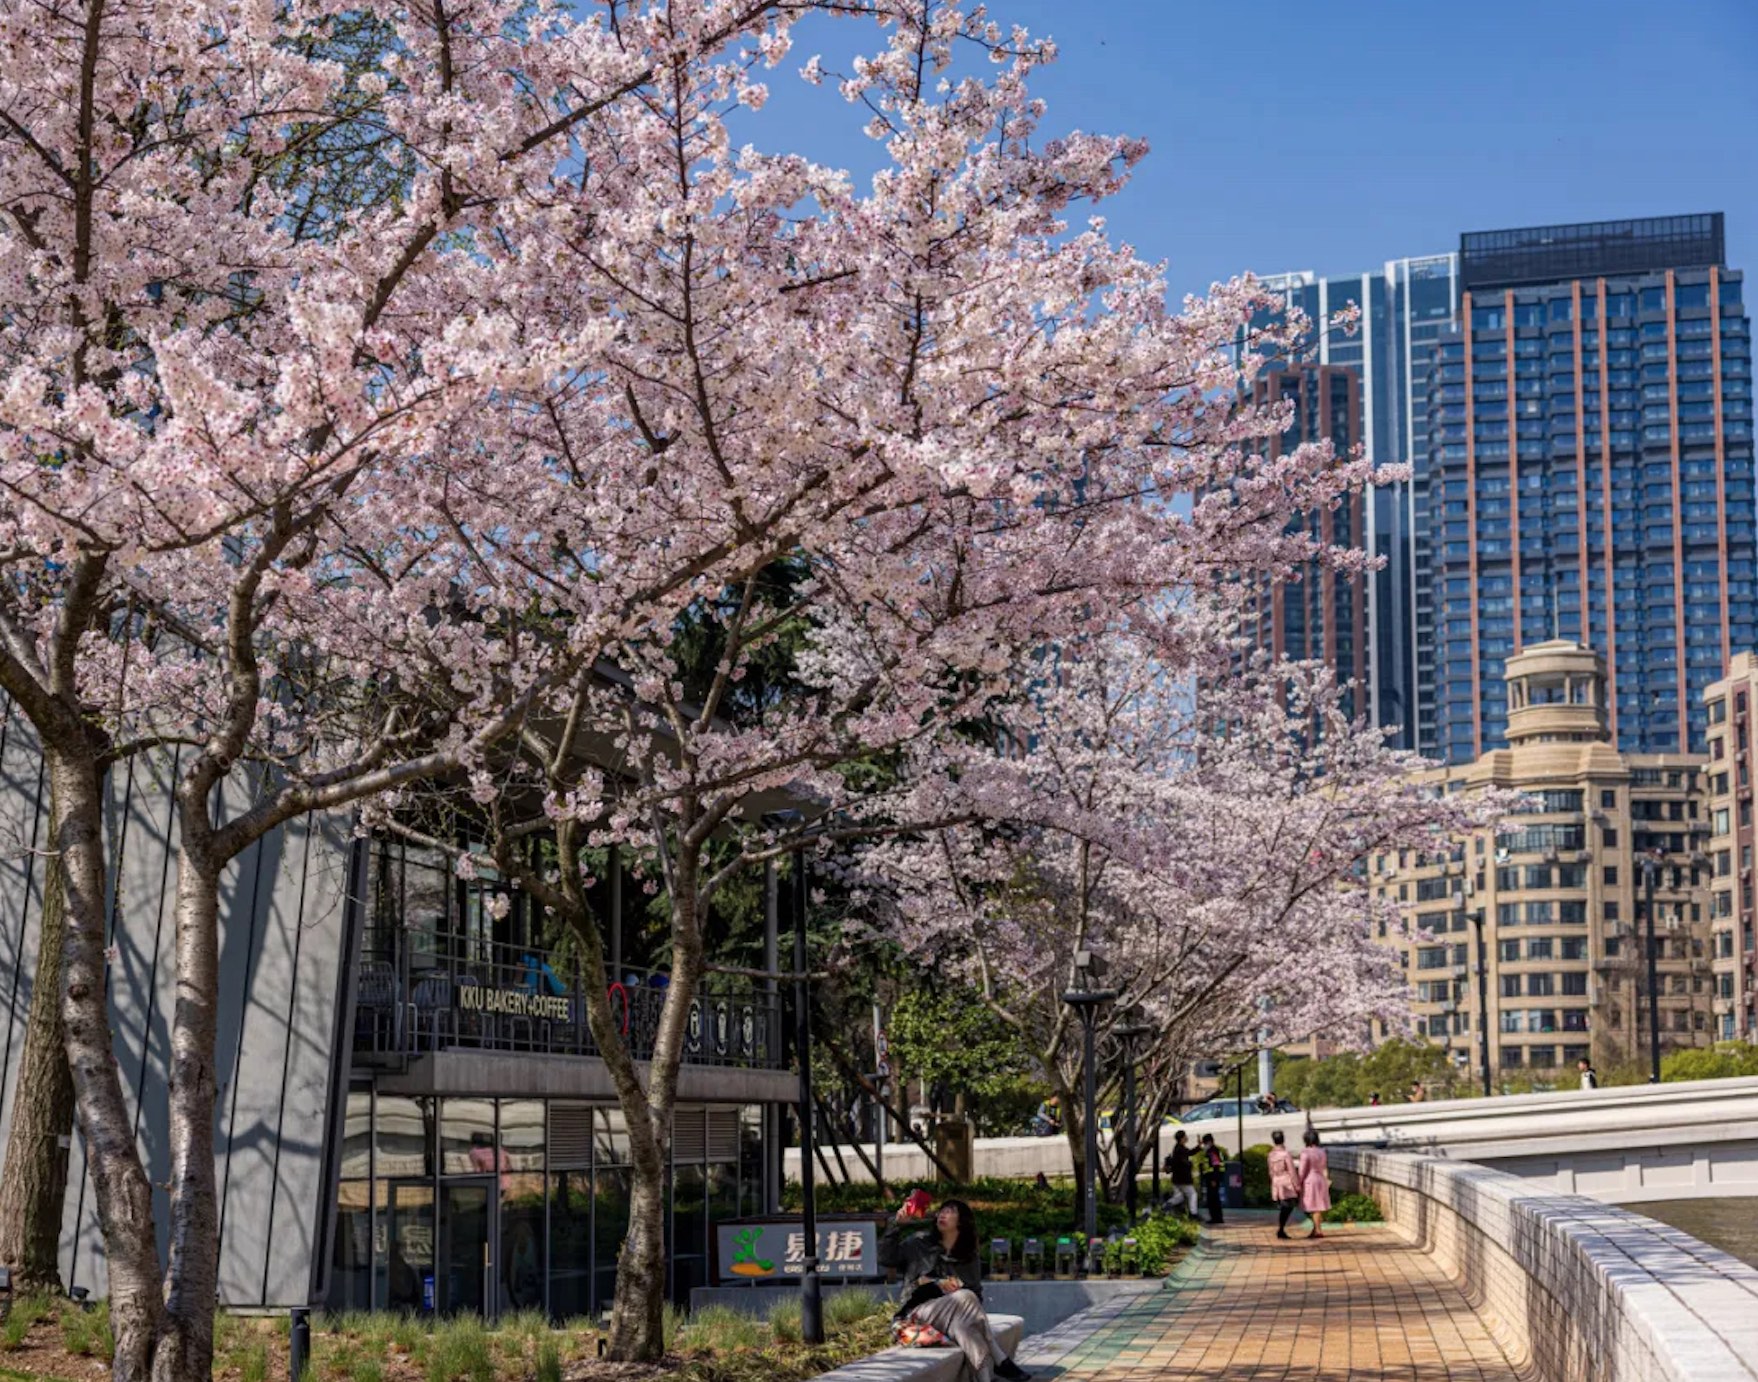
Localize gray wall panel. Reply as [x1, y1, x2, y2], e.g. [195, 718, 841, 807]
[0, 732, 350, 1309]
[0, 697, 48, 1151]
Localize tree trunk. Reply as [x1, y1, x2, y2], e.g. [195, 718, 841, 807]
[610, 1153, 669, 1357]
[150, 845, 223, 1382]
[0, 783, 76, 1293]
[51, 749, 165, 1381]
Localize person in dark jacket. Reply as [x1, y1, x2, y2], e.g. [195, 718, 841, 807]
[880, 1198, 1029, 1382]
[1165, 1130, 1198, 1216]
[1199, 1133, 1225, 1225]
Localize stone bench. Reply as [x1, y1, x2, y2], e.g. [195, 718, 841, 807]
[811, 1314, 1024, 1382]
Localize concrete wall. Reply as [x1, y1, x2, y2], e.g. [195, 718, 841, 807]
[0, 699, 357, 1307]
[1332, 1146, 1758, 1382]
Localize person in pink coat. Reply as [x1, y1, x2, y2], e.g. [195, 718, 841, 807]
[1297, 1128, 1331, 1240]
[1267, 1130, 1301, 1239]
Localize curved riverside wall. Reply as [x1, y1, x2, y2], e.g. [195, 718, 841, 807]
[1331, 1147, 1758, 1382]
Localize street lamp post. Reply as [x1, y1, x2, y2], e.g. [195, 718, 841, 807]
[1114, 1010, 1154, 1223]
[1641, 850, 1663, 1084]
[1061, 951, 1116, 1246]
[792, 848, 824, 1344]
[1470, 909, 1492, 1098]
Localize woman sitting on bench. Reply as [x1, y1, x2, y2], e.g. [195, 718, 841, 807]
[881, 1197, 1030, 1382]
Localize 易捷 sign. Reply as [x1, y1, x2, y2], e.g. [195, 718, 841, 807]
[714, 1221, 878, 1283]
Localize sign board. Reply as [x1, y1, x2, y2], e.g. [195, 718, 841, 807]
[714, 1221, 878, 1282]
[457, 985, 571, 1020]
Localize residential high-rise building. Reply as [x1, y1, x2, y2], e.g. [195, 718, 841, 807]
[1257, 255, 1460, 750]
[1704, 654, 1758, 1040]
[1418, 213, 1755, 764]
[1374, 641, 1712, 1079]
[1241, 364, 1367, 718]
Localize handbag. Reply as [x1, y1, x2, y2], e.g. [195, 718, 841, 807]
[891, 1278, 958, 1347]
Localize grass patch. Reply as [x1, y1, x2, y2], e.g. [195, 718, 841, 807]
[422, 1315, 493, 1382]
[678, 1305, 765, 1353]
[60, 1300, 114, 1363]
[823, 1290, 887, 1328]
[0, 1294, 55, 1352]
[535, 1333, 562, 1382]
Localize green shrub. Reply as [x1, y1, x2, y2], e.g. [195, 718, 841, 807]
[1323, 1192, 1383, 1224]
[1095, 1210, 1199, 1277]
[679, 1305, 764, 1352]
[1240, 1145, 1272, 1208]
[355, 1359, 385, 1382]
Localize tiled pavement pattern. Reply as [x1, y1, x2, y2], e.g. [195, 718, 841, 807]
[1017, 1212, 1527, 1381]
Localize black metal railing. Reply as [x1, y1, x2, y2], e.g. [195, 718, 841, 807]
[351, 926, 784, 1071]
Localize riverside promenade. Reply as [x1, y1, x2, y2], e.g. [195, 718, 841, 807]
[1020, 1213, 1524, 1381]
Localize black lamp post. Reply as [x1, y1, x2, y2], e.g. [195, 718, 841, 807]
[792, 848, 824, 1344]
[1470, 908, 1492, 1098]
[1113, 1009, 1154, 1223]
[1640, 849, 1663, 1084]
[1061, 950, 1115, 1245]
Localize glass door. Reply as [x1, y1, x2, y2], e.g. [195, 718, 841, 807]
[438, 1178, 496, 1317]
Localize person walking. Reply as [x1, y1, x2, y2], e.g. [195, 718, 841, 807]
[1165, 1130, 1199, 1216]
[1199, 1133, 1226, 1226]
[1578, 1057, 1600, 1090]
[1268, 1130, 1300, 1239]
[1368, 1091, 1381, 1107]
[1297, 1129, 1331, 1240]
[1408, 1080, 1426, 1103]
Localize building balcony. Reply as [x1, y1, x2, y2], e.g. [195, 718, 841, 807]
[351, 927, 785, 1073]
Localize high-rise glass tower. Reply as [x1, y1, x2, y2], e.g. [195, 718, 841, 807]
[1256, 255, 1460, 748]
[1242, 364, 1367, 720]
[1418, 213, 1755, 762]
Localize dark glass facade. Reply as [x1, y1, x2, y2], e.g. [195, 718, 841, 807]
[1245, 365, 1367, 717]
[327, 1093, 767, 1319]
[1420, 256, 1756, 763]
[1253, 255, 1461, 749]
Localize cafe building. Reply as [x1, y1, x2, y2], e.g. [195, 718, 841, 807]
[0, 700, 798, 1320]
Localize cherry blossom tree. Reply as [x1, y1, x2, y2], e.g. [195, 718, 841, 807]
[0, 1, 848, 1376]
[371, 1, 1406, 1354]
[855, 631, 1509, 1193]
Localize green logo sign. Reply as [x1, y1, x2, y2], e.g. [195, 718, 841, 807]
[729, 1226, 774, 1277]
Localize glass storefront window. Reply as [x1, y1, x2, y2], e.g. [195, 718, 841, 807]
[592, 1167, 631, 1317]
[672, 1164, 708, 1300]
[385, 1181, 437, 1314]
[596, 1108, 630, 1165]
[500, 1102, 547, 1314]
[340, 1089, 372, 1179]
[441, 1098, 497, 1175]
[374, 1096, 435, 1180]
[739, 1106, 765, 1217]
[328, 1178, 383, 1312]
[549, 1172, 592, 1323]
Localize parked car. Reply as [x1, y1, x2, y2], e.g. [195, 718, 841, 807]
[1179, 1096, 1298, 1122]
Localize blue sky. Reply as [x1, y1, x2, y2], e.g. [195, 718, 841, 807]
[760, 0, 1758, 297]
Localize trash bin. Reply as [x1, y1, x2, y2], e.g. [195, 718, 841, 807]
[932, 1119, 974, 1183]
[1221, 1160, 1244, 1210]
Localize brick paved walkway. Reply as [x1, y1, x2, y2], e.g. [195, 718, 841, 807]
[1020, 1213, 1526, 1381]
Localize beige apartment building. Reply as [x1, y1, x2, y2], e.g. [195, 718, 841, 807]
[1705, 653, 1758, 1041]
[1372, 641, 1713, 1081]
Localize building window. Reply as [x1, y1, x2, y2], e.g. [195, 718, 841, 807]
[1604, 866, 1619, 886]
